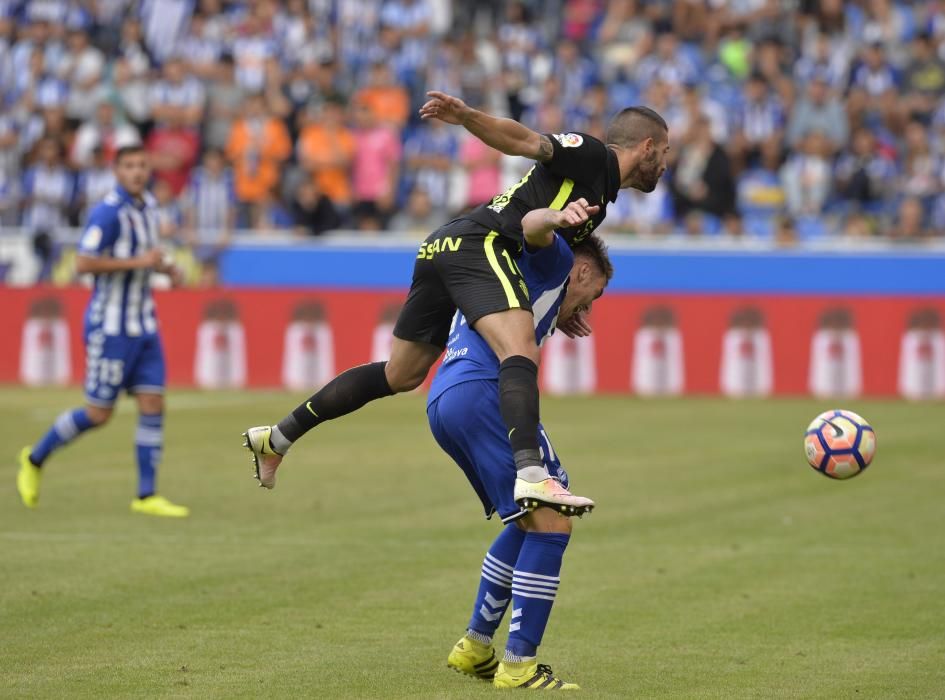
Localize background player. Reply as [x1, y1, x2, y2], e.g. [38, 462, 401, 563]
[16, 145, 189, 518]
[244, 92, 667, 515]
[428, 198, 612, 690]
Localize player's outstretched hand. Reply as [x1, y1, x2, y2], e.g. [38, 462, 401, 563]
[419, 91, 471, 125]
[554, 198, 600, 228]
[558, 311, 593, 339]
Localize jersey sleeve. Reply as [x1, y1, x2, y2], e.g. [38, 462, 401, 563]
[542, 132, 609, 184]
[521, 233, 574, 281]
[77, 205, 119, 256]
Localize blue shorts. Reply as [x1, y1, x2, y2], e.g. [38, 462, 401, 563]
[427, 379, 569, 523]
[83, 330, 166, 407]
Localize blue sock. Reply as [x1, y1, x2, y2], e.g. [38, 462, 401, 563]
[135, 413, 163, 498]
[30, 408, 96, 467]
[506, 532, 570, 659]
[467, 524, 527, 641]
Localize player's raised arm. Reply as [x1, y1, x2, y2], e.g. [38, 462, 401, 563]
[419, 91, 554, 162]
[521, 198, 600, 248]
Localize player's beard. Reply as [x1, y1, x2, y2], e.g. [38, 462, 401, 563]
[635, 150, 663, 193]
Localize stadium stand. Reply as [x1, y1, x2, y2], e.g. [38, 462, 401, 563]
[0, 0, 944, 286]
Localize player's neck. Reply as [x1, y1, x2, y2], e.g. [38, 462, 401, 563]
[612, 147, 639, 189]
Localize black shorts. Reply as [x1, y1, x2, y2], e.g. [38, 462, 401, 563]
[392, 219, 532, 348]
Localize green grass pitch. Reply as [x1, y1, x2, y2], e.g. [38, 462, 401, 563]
[2, 388, 944, 699]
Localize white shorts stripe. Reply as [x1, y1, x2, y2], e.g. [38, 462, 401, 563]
[130, 385, 165, 394]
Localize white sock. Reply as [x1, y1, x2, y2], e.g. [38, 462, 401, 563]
[269, 425, 292, 455]
[465, 629, 492, 645]
[516, 465, 550, 483]
[503, 650, 536, 664]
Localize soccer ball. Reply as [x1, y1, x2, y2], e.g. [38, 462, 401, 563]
[804, 409, 876, 480]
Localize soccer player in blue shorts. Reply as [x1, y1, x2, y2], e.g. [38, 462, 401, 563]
[16, 145, 189, 518]
[427, 198, 612, 690]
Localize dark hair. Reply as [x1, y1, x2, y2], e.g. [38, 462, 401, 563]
[114, 143, 146, 163]
[572, 234, 613, 282]
[605, 106, 668, 148]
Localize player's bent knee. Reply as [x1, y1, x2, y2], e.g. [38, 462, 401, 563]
[386, 340, 439, 392]
[518, 507, 574, 534]
[384, 363, 428, 392]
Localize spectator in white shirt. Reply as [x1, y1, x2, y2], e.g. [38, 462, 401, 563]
[781, 131, 833, 218]
[113, 17, 154, 130]
[58, 27, 106, 121]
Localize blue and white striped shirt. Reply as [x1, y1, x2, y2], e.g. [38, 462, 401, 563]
[77, 186, 161, 337]
[149, 77, 205, 111]
[182, 165, 235, 235]
[21, 165, 73, 231]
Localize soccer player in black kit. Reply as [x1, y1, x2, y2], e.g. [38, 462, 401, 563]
[244, 91, 670, 514]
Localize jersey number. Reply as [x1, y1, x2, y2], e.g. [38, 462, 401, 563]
[99, 359, 125, 386]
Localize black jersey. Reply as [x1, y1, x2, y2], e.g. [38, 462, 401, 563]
[464, 132, 621, 247]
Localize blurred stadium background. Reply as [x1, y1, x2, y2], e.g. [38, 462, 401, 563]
[2, 0, 945, 397]
[4, 2, 945, 698]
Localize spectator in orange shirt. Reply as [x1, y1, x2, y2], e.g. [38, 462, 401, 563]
[225, 92, 291, 222]
[353, 62, 410, 129]
[297, 99, 355, 208]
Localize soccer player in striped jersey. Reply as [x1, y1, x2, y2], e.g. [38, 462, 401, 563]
[428, 199, 612, 690]
[16, 145, 189, 518]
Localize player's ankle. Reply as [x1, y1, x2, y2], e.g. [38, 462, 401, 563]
[268, 425, 292, 455]
[513, 448, 542, 471]
[516, 465, 550, 483]
[465, 629, 493, 646]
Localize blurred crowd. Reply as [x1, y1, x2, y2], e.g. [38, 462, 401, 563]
[1, 0, 945, 247]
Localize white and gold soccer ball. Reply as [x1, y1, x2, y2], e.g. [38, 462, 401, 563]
[804, 409, 876, 480]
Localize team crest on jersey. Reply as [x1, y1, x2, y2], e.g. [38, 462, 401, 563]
[80, 225, 103, 251]
[553, 133, 583, 148]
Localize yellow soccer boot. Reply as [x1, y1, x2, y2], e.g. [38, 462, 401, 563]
[493, 660, 580, 690]
[16, 446, 42, 508]
[447, 634, 500, 681]
[131, 495, 190, 518]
